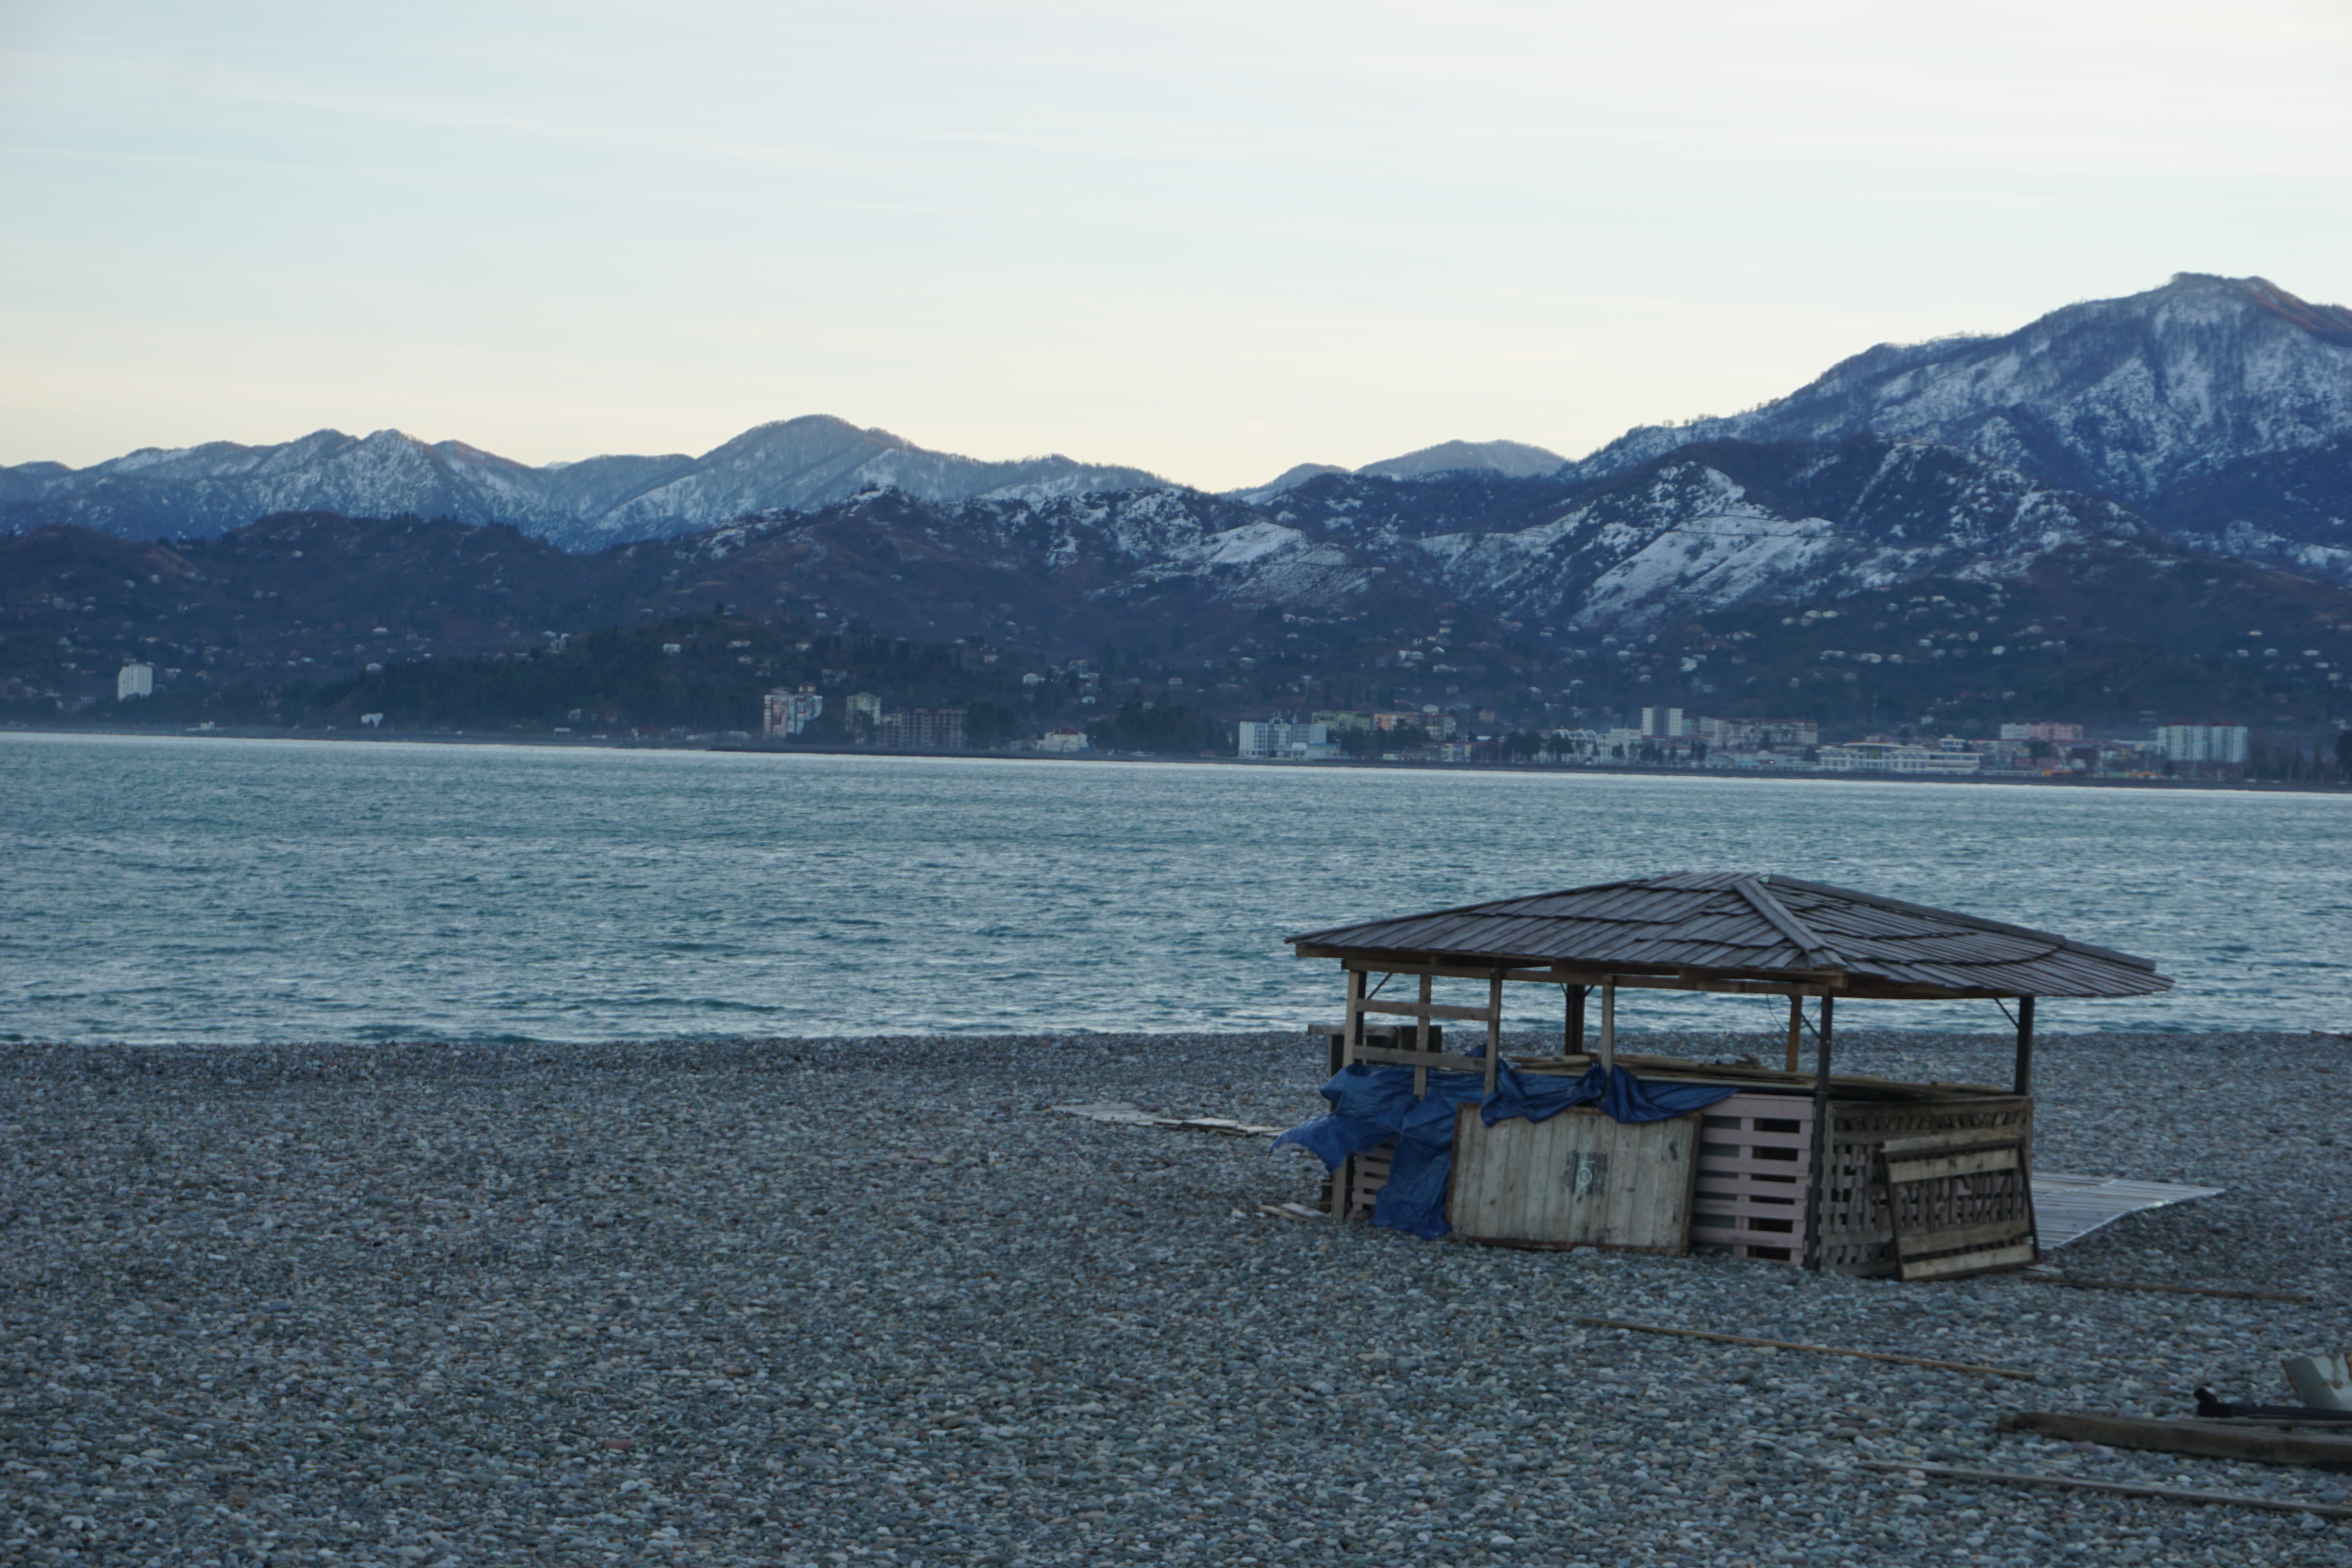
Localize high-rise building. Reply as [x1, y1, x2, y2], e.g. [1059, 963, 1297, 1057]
[2156, 724, 2248, 764]
[1640, 706, 1685, 738]
[116, 663, 153, 701]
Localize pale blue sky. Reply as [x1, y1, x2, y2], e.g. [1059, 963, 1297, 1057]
[4, 0, 2348, 488]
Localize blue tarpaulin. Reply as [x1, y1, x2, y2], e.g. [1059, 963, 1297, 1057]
[1272, 1061, 1742, 1239]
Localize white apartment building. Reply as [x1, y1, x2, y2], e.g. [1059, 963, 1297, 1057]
[1237, 720, 1335, 759]
[1640, 706, 1686, 738]
[2156, 724, 2249, 764]
[1816, 741, 1982, 775]
[117, 663, 153, 701]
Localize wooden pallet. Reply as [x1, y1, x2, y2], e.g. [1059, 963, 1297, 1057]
[1882, 1127, 2037, 1280]
[1690, 1093, 1815, 1263]
[1818, 1097, 2035, 1277]
[1335, 1143, 1394, 1221]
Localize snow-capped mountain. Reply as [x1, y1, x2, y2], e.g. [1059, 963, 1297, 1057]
[0, 416, 1168, 550]
[1579, 274, 2352, 504]
[1229, 439, 1569, 502]
[606, 436, 2188, 638]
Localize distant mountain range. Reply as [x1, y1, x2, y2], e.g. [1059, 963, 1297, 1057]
[5, 271, 2351, 733]
[0, 416, 1172, 554]
[7, 272, 2349, 577]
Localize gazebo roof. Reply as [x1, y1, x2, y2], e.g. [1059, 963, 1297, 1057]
[1287, 871, 2171, 1000]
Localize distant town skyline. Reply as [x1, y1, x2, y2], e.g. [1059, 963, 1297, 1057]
[4, 1, 2348, 488]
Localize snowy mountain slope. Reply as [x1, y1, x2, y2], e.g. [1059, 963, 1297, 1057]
[1579, 274, 2352, 504]
[1230, 439, 1569, 501]
[1410, 439, 2157, 628]
[0, 416, 1169, 549]
[618, 437, 2184, 640]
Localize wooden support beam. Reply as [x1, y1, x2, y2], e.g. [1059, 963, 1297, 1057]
[1804, 992, 1834, 1272]
[1358, 998, 1503, 1023]
[1341, 967, 1365, 1073]
[1416, 973, 1432, 1098]
[2014, 995, 2036, 1097]
[1566, 984, 1587, 1055]
[1354, 1047, 1489, 1073]
[1485, 973, 1503, 1094]
[1599, 976, 1616, 1074]
[1785, 994, 1802, 1074]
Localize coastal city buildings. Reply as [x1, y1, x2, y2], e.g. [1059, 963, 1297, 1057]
[116, 662, 152, 701]
[761, 684, 824, 737]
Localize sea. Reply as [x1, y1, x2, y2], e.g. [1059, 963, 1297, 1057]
[3, 731, 2345, 1045]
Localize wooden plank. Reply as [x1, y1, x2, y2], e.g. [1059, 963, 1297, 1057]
[1359, 998, 1499, 1023]
[1886, 1147, 2020, 1184]
[1995, 1410, 2352, 1468]
[1882, 1127, 2024, 1157]
[1850, 1459, 2352, 1520]
[1352, 1047, 1489, 1073]
[1899, 1241, 2037, 1281]
[2019, 1276, 2312, 1305]
[1894, 1218, 2034, 1258]
[1572, 1317, 2032, 1378]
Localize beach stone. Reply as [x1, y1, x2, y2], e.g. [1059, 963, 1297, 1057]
[0, 1027, 2346, 1565]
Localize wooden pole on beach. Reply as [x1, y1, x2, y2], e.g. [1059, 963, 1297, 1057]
[2013, 995, 2036, 1096]
[1804, 993, 1835, 1271]
[1599, 977, 1616, 1074]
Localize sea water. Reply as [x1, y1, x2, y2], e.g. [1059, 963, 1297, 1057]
[2, 731, 2344, 1044]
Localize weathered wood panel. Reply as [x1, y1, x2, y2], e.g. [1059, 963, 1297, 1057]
[1690, 1092, 1814, 1263]
[1447, 1106, 1699, 1252]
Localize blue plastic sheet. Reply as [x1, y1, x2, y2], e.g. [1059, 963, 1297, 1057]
[1272, 1062, 1741, 1239]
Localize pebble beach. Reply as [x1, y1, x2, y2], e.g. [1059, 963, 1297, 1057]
[5, 1027, 2349, 1567]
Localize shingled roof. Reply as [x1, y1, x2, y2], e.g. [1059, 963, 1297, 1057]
[1287, 872, 2171, 1000]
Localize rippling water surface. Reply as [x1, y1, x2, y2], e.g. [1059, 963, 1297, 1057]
[3, 732, 2345, 1043]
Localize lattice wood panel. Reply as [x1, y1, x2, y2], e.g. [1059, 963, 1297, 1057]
[1817, 1097, 2034, 1277]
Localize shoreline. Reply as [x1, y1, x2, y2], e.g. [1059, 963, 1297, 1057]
[7, 720, 2347, 795]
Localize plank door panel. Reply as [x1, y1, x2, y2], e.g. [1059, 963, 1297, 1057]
[1448, 1106, 1699, 1253]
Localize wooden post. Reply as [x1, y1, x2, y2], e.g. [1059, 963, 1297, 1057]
[2013, 995, 2035, 1097]
[1342, 969, 1366, 1072]
[1415, 971, 1432, 1098]
[1599, 976, 1616, 1075]
[1484, 973, 1504, 1095]
[1804, 993, 1835, 1272]
[1566, 984, 1587, 1056]
[1785, 994, 1803, 1073]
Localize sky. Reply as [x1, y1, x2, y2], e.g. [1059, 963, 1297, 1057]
[3, 0, 2349, 490]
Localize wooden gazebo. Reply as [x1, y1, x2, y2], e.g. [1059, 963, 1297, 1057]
[1289, 872, 2172, 1277]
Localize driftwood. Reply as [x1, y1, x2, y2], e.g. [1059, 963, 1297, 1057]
[2021, 1275, 2312, 1305]
[1572, 1316, 2032, 1380]
[1851, 1458, 2352, 1519]
[1998, 1410, 2352, 1468]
